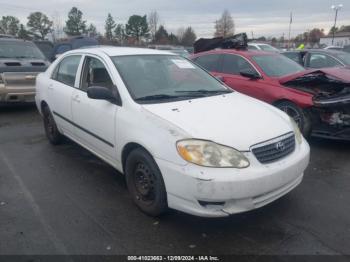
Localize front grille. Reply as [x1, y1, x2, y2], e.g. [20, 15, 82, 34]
[251, 133, 295, 164]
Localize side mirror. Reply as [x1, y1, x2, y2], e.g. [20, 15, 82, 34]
[240, 71, 261, 80]
[87, 86, 116, 102]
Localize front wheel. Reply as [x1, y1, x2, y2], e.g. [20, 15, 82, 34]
[125, 148, 168, 216]
[275, 101, 311, 137]
[42, 105, 63, 145]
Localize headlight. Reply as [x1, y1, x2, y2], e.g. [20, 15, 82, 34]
[176, 139, 250, 168]
[290, 118, 303, 144]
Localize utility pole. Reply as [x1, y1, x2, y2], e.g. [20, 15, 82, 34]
[288, 12, 292, 50]
[331, 4, 343, 45]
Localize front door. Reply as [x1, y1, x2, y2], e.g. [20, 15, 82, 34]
[71, 55, 118, 163]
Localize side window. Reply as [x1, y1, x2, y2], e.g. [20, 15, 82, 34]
[309, 54, 341, 68]
[222, 54, 257, 75]
[283, 52, 301, 64]
[52, 55, 81, 87]
[194, 54, 222, 72]
[80, 56, 114, 92]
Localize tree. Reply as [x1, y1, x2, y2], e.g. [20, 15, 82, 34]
[27, 12, 53, 39]
[114, 24, 125, 44]
[64, 7, 86, 36]
[105, 13, 116, 40]
[180, 27, 196, 46]
[17, 24, 31, 40]
[0, 16, 20, 36]
[155, 25, 169, 44]
[125, 15, 149, 43]
[86, 23, 97, 38]
[308, 28, 325, 45]
[329, 26, 338, 35]
[168, 33, 179, 45]
[214, 10, 234, 37]
[148, 10, 159, 42]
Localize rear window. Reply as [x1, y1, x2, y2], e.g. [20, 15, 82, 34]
[0, 41, 45, 60]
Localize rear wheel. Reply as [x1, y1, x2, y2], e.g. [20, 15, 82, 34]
[42, 105, 63, 145]
[275, 101, 312, 137]
[125, 148, 168, 216]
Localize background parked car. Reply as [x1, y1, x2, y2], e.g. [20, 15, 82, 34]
[248, 43, 279, 52]
[50, 36, 98, 61]
[34, 40, 54, 61]
[0, 38, 50, 104]
[191, 49, 350, 141]
[282, 49, 350, 69]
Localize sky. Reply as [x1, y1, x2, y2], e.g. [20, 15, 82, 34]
[1, 0, 349, 38]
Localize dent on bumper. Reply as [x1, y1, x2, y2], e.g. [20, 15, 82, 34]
[156, 140, 310, 217]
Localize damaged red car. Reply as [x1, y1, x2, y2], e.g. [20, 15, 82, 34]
[191, 38, 350, 141]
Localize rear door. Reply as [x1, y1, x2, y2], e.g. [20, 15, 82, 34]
[48, 55, 82, 137]
[71, 55, 118, 163]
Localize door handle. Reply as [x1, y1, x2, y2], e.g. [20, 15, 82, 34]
[216, 75, 225, 82]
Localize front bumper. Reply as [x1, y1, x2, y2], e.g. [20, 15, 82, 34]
[156, 138, 310, 217]
[0, 86, 35, 103]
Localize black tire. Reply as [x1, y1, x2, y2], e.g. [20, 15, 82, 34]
[42, 105, 63, 145]
[275, 101, 312, 137]
[125, 148, 168, 216]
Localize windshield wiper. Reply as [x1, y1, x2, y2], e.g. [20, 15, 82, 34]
[135, 94, 178, 101]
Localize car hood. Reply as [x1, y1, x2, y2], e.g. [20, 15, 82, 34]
[278, 68, 350, 84]
[141, 92, 292, 151]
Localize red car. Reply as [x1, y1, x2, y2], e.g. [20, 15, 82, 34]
[190, 49, 350, 140]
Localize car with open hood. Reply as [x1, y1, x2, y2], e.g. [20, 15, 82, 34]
[0, 38, 50, 104]
[35, 46, 310, 217]
[191, 47, 350, 141]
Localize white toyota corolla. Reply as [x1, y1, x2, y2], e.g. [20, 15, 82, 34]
[35, 47, 310, 217]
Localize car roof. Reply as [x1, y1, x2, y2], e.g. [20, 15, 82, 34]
[68, 46, 177, 56]
[285, 49, 346, 55]
[0, 38, 34, 43]
[193, 49, 276, 57]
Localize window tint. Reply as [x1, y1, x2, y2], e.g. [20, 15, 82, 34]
[222, 54, 257, 75]
[80, 56, 114, 92]
[194, 54, 221, 72]
[309, 54, 342, 68]
[53, 55, 81, 87]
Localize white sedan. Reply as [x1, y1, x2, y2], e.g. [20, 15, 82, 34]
[35, 47, 310, 217]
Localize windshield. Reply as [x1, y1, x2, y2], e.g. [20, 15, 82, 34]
[258, 44, 278, 52]
[0, 41, 45, 59]
[111, 55, 232, 104]
[252, 54, 305, 77]
[335, 53, 350, 65]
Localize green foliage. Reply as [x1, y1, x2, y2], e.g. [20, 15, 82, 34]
[114, 24, 125, 44]
[155, 25, 169, 44]
[180, 27, 196, 46]
[27, 12, 53, 39]
[0, 16, 20, 36]
[105, 13, 116, 40]
[17, 24, 31, 40]
[64, 7, 86, 36]
[125, 15, 149, 42]
[87, 23, 97, 37]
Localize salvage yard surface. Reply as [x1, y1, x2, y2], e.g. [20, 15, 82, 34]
[0, 106, 350, 255]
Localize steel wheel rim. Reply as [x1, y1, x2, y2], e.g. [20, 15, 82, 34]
[133, 162, 156, 205]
